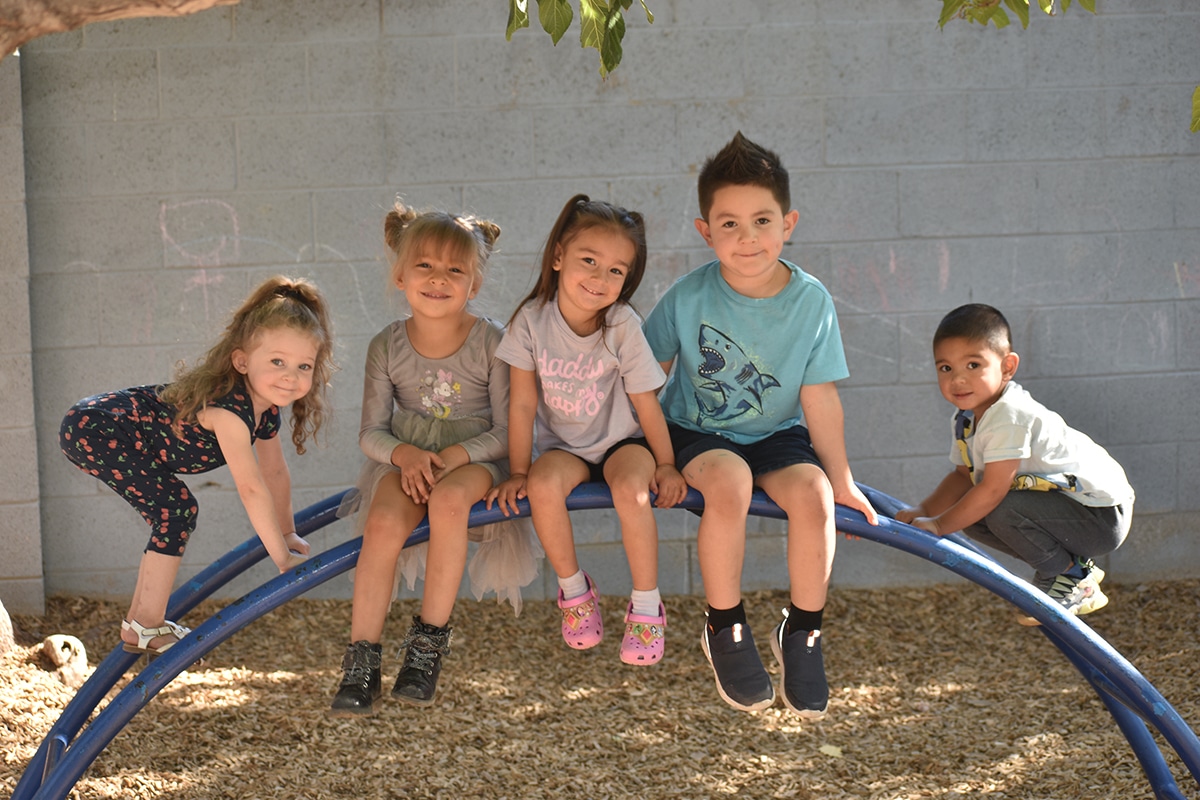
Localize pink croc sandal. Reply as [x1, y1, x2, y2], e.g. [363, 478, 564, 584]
[558, 572, 603, 650]
[620, 602, 666, 666]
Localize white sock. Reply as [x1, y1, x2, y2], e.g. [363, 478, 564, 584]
[558, 570, 589, 601]
[630, 587, 662, 617]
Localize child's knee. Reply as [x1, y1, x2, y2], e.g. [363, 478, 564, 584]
[426, 483, 473, 521]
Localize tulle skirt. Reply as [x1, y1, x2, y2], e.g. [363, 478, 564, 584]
[348, 409, 541, 615]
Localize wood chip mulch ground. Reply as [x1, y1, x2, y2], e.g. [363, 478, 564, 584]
[3, 579, 1198, 799]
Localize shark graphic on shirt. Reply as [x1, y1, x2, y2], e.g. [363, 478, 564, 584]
[694, 324, 780, 424]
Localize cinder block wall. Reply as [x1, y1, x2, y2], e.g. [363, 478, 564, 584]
[1, 55, 43, 614]
[13, 1, 1200, 612]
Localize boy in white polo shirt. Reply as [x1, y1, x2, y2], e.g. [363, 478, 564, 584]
[897, 303, 1135, 625]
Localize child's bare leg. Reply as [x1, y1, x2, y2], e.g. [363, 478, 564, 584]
[123, 550, 184, 649]
[420, 465, 494, 627]
[525, 450, 589, 580]
[681, 450, 753, 609]
[603, 444, 659, 592]
[350, 474, 427, 643]
[757, 463, 836, 612]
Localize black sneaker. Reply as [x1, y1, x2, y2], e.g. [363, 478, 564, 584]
[770, 612, 829, 720]
[700, 618, 775, 712]
[328, 640, 383, 718]
[391, 617, 453, 706]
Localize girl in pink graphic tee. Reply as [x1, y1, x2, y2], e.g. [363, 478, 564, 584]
[489, 194, 687, 667]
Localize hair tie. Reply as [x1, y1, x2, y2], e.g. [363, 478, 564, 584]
[274, 285, 305, 303]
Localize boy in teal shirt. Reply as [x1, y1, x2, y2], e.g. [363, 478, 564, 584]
[644, 132, 877, 717]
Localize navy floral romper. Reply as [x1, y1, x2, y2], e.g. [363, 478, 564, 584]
[59, 383, 280, 556]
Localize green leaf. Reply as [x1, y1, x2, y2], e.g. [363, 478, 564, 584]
[639, 0, 654, 23]
[982, 7, 1011, 28]
[939, 0, 968, 29]
[537, 0, 573, 45]
[505, 0, 529, 41]
[1191, 85, 1200, 133]
[599, 7, 627, 77]
[1003, 0, 1030, 28]
[579, 0, 627, 78]
[1077, 0, 1096, 11]
[1037, 0, 1054, 15]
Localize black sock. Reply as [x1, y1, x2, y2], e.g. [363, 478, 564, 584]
[785, 604, 823, 634]
[706, 601, 747, 633]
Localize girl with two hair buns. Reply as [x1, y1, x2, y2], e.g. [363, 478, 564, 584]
[329, 201, 540, 716]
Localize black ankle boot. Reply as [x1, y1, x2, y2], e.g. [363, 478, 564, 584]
[328, 640, 383, 718]
[392, 616, 452, 706]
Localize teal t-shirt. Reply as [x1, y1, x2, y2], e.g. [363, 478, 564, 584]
[642, 259, 848, 445]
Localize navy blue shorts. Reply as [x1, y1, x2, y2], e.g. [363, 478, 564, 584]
[668, 424, 823, 477]
[550, 437, 649, 483]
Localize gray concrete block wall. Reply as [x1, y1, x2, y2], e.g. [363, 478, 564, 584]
[13, 1, 1200, 615]
[1, 54, 44, 615]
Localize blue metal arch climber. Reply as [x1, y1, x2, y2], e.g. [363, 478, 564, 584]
[14, 484, 1200, 800]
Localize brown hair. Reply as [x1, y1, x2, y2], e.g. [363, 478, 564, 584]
[697, 131, 791, 220]
[160, 276, 335, 454]
[384, 200, 501, 289]
[508, 193, 647, 336]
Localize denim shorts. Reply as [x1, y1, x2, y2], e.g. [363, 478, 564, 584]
[668, 424, 822, 477]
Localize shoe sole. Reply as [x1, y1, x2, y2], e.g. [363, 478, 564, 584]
[325, 700, 382, 719]
[769, 627, 828, 721]
[700, 629, 775, 712]
[1016, 587, 1110, 627]
[391, 688, 438, 707]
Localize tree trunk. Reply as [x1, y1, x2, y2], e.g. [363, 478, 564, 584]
[1, 0, 239, 59]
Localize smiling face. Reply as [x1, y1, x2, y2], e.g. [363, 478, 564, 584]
[232, 325, 320, 415]
[694, 183, 799, 297]
[395, 243, 479, 321]
[933, 335, 1020, 419]
[552, 226, 636, 335]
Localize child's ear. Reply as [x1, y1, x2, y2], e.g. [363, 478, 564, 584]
[1002, 351, 1020, 380]
[694, 217, 713, 247]
[231, 349, 249, 374]
[552, 242, 564, 272]
[782, 209, 799, 239]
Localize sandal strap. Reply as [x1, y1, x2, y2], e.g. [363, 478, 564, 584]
[126, 619, 182, 649]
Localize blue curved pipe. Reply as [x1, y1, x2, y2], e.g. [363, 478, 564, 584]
[18, 484, 1200, 800]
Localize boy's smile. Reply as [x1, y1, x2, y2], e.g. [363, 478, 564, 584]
[933, 336, 1019, 419]
[695, 184, 799, 298]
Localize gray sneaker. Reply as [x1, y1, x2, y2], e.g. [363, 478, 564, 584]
[700, 618, 775, 712]
[1018, 563, 1109, 627]
[769, 612, 829, 720]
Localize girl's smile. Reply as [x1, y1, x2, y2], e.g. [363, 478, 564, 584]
[553, 227, 635, 335]
[233, 326, 320, 415]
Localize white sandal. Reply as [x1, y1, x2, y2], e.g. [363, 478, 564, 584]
[122, 618, 191, 655]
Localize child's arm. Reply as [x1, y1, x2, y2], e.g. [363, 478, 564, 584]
[205, 408, 306, 572]
[627, 389, 687, 509]
[799, 382, 879, 525]
[486, 365, 537, 517]
[894, 467, 972, 523]
[255, 434, 310, 558]
[909, 459, 1019, 536]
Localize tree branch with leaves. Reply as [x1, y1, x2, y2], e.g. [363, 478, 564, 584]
[506, 0, 653, 78]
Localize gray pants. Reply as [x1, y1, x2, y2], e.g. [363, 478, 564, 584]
[963, 491, 1132, 579]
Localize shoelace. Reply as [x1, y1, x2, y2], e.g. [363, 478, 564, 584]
[400, 632, 451, 675]
[340, 646, 380, 687]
